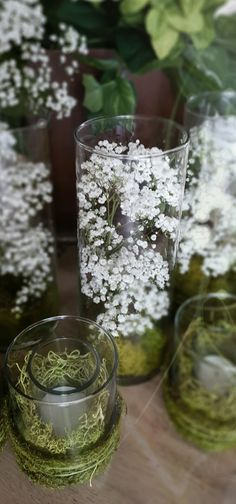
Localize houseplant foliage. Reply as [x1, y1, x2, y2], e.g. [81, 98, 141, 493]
[54, 0, 234, 117]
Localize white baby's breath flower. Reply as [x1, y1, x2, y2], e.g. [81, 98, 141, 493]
[0, 123, 55, 313]
[78, 139, 182, 337]
[178, 115, 236, 277]
[0, 0, 88, 118]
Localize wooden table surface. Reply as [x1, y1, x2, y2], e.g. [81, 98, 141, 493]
[1, 244, 236, 504]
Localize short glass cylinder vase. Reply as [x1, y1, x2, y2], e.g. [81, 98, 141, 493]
[5, 316, 123, 488]
[175, 91, 236, 310]
[0, 119, 58, 350]
[164, 293, 236, 451]
[75, 116, 189, 384]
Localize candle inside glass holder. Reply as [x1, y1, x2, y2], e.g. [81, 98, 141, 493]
[5, 316, 123, 487]
[27, 337, 100, 437]
[196, 354, 236, 394]
[164, 293, 236, 451]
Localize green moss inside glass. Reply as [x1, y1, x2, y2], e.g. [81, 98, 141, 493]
[0, 277, 58, 351]
[174, 255, 236, 310]
[164, 317, 236, 451]
[116, 326, 166, 383]
[7, 349, 123, 488]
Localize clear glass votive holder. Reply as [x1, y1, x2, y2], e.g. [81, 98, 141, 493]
[164, 293, 236, 451]
[5, 316, 123, 487]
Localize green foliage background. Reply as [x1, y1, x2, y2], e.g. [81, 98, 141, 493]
[42, 1, 236, 116]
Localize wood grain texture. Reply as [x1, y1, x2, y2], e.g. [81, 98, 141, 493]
[1, 245, 236, 504]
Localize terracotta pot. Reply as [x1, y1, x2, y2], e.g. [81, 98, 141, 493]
[48, 50, 179, 236]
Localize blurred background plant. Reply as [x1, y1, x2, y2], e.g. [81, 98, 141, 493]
[0, 0, 88, 127]
[51, 0, 236, 118]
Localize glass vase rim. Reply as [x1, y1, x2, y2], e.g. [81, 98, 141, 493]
[5, 315, 118, 404]
[74, 115, 189, 160]
[0, 115, 50, 135]
[185, 90, 236, 120]
[27, 336, 101, 396]
[175, 292, 236, 326]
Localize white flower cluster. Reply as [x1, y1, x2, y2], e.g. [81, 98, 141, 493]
[78, 140, 183, 337]
[0, 123, 55, 314]
[178, 115, 236, 277]
[0, 0, 87, 118]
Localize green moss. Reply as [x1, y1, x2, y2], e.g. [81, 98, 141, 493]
[7, 350, 124, 487]
[174, 256, 236, 310]
[12, 350, 109, 454]
[8, 395, 124, 488]
[164, 318, 236, 451]
[0, 281, 58, 350]
[116, 326, 166, 381]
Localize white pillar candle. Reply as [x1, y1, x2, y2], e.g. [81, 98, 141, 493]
[39, 386, 87, 437]
[196, 355, 236, 394]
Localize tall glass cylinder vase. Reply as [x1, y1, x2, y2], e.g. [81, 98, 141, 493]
[175, 91, 236, 310]
[75, 116, 189, 384]
[0, 118, 58, 350]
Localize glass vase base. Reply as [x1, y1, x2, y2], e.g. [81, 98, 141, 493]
[115, 331, 165, 386]
[163, 381, 236, 452]
[7, 395, 124, 488]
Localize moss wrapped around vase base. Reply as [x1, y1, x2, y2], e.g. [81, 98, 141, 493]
[164, 382, 236, 451]
[7, 395, 124, 488]
[116, 326, 166, 385]
[163, 318, 236, 452]
[0, 282, 58, 351]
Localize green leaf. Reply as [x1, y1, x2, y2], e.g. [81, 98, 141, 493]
[57, 2, 108, 33]
[120, 12, 145, 25]
[191, 19, 215, 50]
[116, 27, 157, 73]
[82, 74, 103, 113]
[150, 0, 171, 8]
[174, 43, 236, 99]
[216, 14, 236, 39]
[79, 54, 119, 71]
[203, 0, 225, 10]
[57, 1, 120, 46]
[168, 6, 204, 34]
[102, 77, 136, 115]
[151, 28, 179, 59]
[146, 7, 180, 59]
[120, 0, 149, 15]
[145, 7, 166, 37]
[179, 0, 204, 15]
